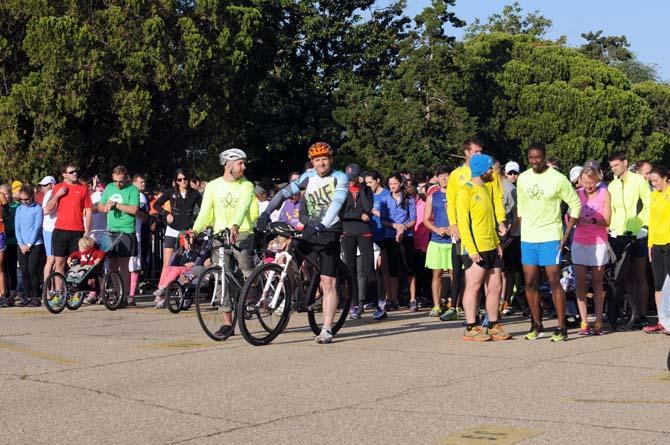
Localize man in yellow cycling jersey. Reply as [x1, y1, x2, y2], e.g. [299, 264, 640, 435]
[608, 151, 652, 327]
[446, 139, 506, 317]
[193, 148, 258, 339]
[457, 154, 511, 342]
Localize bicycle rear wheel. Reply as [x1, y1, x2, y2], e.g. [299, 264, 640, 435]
[308, 261, 353, 336]
[195, 266, 239, 341]
[43, 272, 68, 314]
[165, 282, 184, 314]
[101, 272, 125, 311]
[237, 263, 292, 346]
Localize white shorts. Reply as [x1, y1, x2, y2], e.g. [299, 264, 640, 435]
[571, 242, 609, 267]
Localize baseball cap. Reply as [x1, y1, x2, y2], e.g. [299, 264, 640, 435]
[504, 161, 520, 174]
[345, 164, 361, 181]
[470, 154, 494, 178]
[569, 166, 583, 184]
[39, 175, 56, 186]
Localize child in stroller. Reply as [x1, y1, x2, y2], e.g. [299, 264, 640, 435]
[153, 231, 210, 309]
[66, 237, 106, 305]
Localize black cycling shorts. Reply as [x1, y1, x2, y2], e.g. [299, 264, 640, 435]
[651, 244, 670, 291]
[463, 248, 503, 271]
[163, 235, 178, 249]
[107, 232, 138, 258]
[297, 232, 341, 278]
[52, 229, 83, 257]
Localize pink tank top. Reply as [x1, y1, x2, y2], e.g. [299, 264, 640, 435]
[573, 187, 608, 245]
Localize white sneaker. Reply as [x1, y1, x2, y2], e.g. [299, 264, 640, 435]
[315, 328, 333, 344]
[154, 297, 165, 309]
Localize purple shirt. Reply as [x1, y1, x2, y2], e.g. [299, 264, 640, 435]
[278, 199, 301, 229]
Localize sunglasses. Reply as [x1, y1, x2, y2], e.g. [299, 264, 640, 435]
[66, 169, 78, 175]
[506, 171, 519, 176]
[19, 198, 32, 203]
[176, 177, 188, 182]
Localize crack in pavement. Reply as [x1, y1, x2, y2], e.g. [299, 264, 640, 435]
[24, 375, 252, 427]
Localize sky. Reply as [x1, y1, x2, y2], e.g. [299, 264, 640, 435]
[402, 0, 669, 80]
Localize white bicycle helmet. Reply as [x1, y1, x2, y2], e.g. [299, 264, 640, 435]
[219, 148, 247, 165]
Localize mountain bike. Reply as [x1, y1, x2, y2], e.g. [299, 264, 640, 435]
[236, 222, 353, 346]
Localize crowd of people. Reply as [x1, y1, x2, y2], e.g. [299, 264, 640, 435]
[1, 138, 669, 344]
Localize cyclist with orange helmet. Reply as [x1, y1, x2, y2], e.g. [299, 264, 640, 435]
[257, 142, 349, 344]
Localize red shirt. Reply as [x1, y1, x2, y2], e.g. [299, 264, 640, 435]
[69, 247, 105, 266]
[53, 183, 92, 231]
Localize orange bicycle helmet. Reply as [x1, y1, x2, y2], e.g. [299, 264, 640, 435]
[307, 142, 333, 160]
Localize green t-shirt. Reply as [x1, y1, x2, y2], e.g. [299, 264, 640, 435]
[517, 167, 581, 243]
[100, 183, 140, 234]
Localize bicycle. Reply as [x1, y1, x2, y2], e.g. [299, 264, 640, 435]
[236, 221, 353, 346]
[43, 230, 125, 313]
[193, 228, 244, 341]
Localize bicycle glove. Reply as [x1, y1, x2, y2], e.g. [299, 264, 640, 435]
[302, 223, 326, 240]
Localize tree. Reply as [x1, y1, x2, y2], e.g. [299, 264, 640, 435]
[465, 1, 552, 39]
[579, 30, 632, 64]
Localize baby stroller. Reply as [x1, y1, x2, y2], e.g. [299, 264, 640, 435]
[165, 231, 212, 314]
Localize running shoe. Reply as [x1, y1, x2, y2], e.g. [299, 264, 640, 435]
[501, 303, 514, 316]
[16, 296, 31, 307]
[126, 296, 136, 306]
[48, 295, 62, 308]
[215, 324, 234, 339]
[84, 295, 99, 304]
[488, 323, 512, 340]
[462, 326, 491, 342]
[439, 308, 458, 321]
[28, 298, 41, 307]
[577, 322, 590, 336]
[550, 328, 568, 342]
[0, 297, 8, 307]
[348, 306, 360, 320]
[592, 322, 605, 336]
[154, 297, 165, 309]
[373, 309, 388, 320]
[409, 300, 418, 312]
[385, 301, 398, 312]
[456, 307, 466, 319]
[6, 295, 15, 307]
[363, 303, 376, 310]
[524, 324, 544, 340]
[69, 293, 82, 307]
[153, 288, 165, 299]
[643, 322, 665, 334]
[315, 328, 333, 344]
[428, 306, 442, 317]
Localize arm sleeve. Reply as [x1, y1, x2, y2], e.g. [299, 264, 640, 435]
[154, 189, 171, 215]
[192, 184, 213, 232]
[128, 188, 140, 206]
[561, 177, 582, 219]
[639, 176, 651, 226]
[14, 209, 24, 245]
[446, 172, 458, 224]
[408, 197, 416, 223]
[456, 188, 477, 255]
[83, 189, 93, 208]
[362, 186, 374, 215]
[492, 173, 506, 224]
[321, 171, 348, 229]
[265, 172, 309, 215]
[29, 207, 43, 245]
[232, 181, 254, 227]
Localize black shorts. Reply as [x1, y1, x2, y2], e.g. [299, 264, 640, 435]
[297, 232, 341, 278]
[650, 244, 670, 291]
[52, 229, 83, 257]
[163, 235, 178, 249]
[463, 249, 503, 270]
[380, 239, 399, 277]
[502, 236, 521, 272]
[107, 232, 138, 258]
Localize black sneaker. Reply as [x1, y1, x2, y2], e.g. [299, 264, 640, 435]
[214, 324, 234, 339]
[27, 298, 41, 307]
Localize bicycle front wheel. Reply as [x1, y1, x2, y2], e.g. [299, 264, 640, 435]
[237, 263, 292, 346]
[43, 272, 68, 314]
[607, 288, 638, 331]
[101, 272, 125, 311]
[195, 266, 239, 341]
[165, 281, 184, 314]
[307, 261, 353, 336]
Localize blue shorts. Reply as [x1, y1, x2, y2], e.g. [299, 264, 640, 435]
[521, 240, 561, 267]
[43, 230, 53, 256]
[0, 232, 5, 252]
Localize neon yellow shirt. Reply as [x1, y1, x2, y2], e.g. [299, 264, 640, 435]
[608, 171, 650, 236]
[447, 164, 505, 230]
[649, 186, 670, 247]
[456, 182, 500, 254]
[192, 176, 258, 233]
[517, 167, 581, 243]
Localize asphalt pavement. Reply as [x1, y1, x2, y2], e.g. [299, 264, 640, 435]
[1, 301, 669, 444]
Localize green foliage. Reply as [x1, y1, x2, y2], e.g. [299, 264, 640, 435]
[579, 30, 632, 64]
[465, 1, 552, 38]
